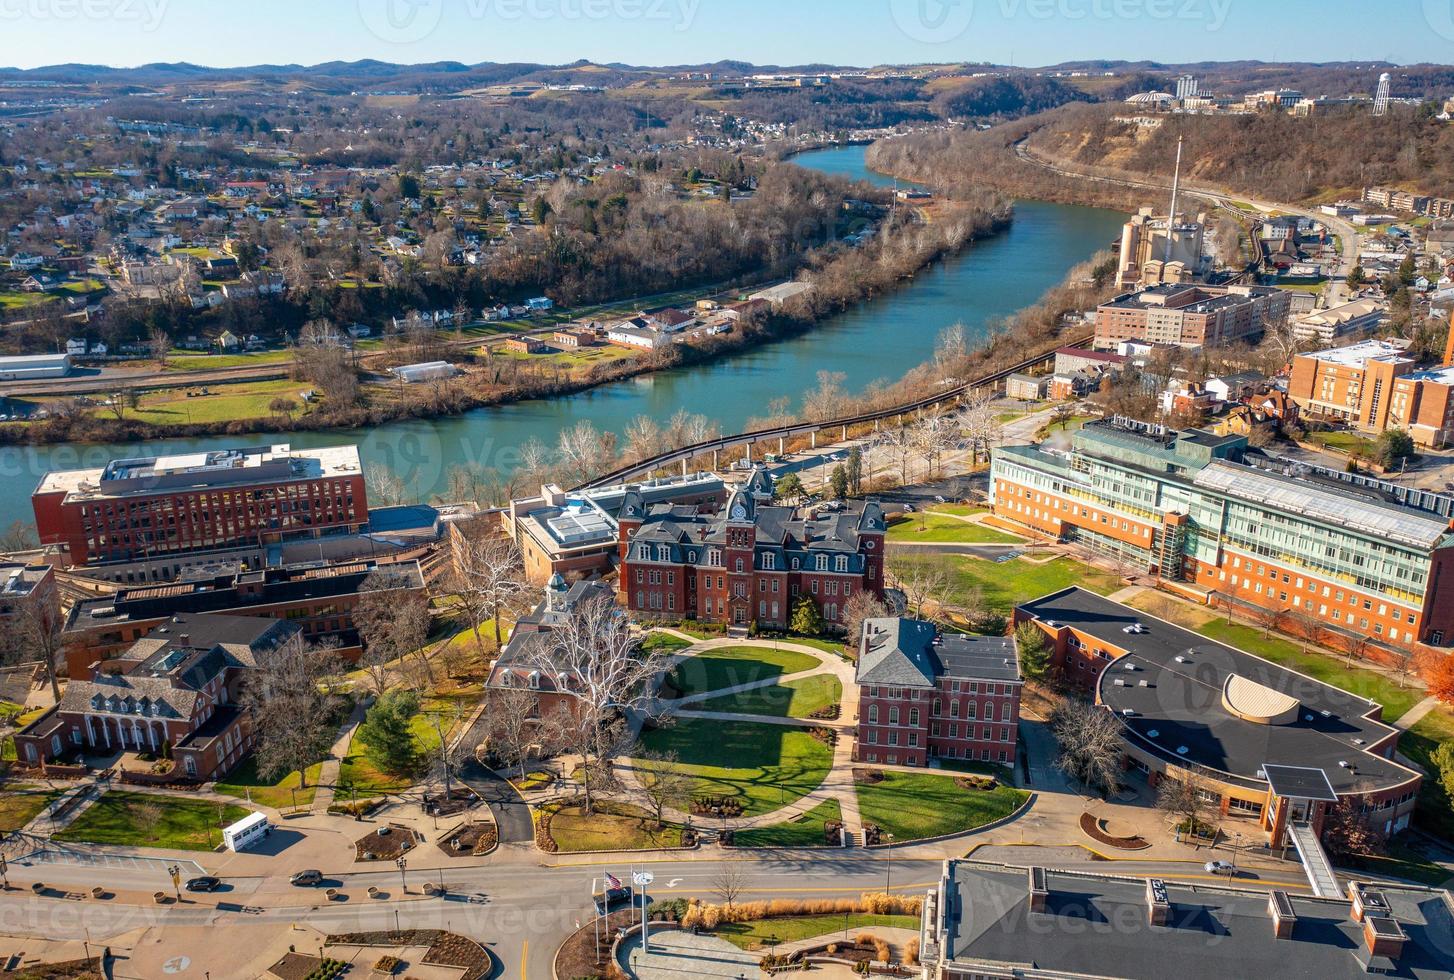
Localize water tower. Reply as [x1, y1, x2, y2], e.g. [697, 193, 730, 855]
[1373, 72, 1391, 116]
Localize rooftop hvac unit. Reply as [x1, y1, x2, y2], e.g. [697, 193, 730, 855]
[1138, 680, 1149, 687]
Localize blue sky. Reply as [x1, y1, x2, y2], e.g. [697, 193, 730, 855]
[1, 0, 1449, 70]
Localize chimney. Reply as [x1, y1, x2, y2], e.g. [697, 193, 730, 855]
[1268, 890, 1297, 939]
[1348, 882, 1392, 923]
[179, 634, 190, 648]
[1146, 878, 1171, 927]
[1028, 866, 1048, 914]
[1363, 916, 1407, 963]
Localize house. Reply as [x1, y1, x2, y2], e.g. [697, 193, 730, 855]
[503, 336, 549, 355]
[1204, 371, 1267, 404]
[1004, 373, 1049, 401]
[64, 338, 88, 356]
[525, 296, 554, 311]
[12, 613, 304, 783]
[484, 575, 616, 721]
[854, 617, 1021, 767]
[607, 325, 667, 350]
[553, 328, 598, 349]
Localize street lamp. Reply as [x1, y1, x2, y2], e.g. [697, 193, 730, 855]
[396, 856, 408, 894]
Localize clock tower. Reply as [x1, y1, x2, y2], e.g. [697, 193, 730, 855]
[723, 490, 756, 628]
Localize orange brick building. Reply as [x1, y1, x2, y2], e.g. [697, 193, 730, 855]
[990, 420, 1454, 652]
[1289, 338, 1454, 449]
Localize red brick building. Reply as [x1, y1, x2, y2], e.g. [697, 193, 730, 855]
[618, 484, 886, 631]
[485, 575, 616, 723]
[32, 444, 369, 567]
[13, 613, 302, 782]
[854, 618, 1022, 768]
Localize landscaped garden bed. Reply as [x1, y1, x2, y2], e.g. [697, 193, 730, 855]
[354, 824, 421, 861]
[437, 818, 497, 857]
[535, 797, 689, 853]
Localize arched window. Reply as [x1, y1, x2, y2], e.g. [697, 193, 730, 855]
[867, 704, 879, 723]
[735, 558, 744, 573]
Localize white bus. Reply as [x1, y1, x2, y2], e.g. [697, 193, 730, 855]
[221, 811, 270, 853]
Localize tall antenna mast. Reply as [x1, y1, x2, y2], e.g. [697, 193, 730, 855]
[1163, 135, 1184, 265]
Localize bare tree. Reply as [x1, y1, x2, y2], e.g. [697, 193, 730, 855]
[240, 635, 345, 789]
[1156, 772, 1212, 837]
[7, 598, 65, 701]
[556, 420, 617, 485]
[888, 554, 955, 621]
[354, 571, 434, 692]
[712, 862, 747, 912]
[521, 593, 663, 815]
[1342, 631, 1372, 667]
[445, 524, 529, 654]
[366, 465, 408, 507]
[1049, 700, 1123, 798]
[637, 750, 693, 829]
[842, 591, 889, 655]
[147, 326, 170, 366]
[134, 801, 165, 843]
[477, 687, 550, 775]
[1288, 602, 1324, 654]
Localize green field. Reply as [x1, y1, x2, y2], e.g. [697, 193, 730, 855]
[697, 675, 841, 719]
[892, 554, 1122, 617]
[0, 787, 61, 832]
[713, 913, 920, 950]
[166, 350, 294, 371]
[214, 757, 325, 810]
[886, 513, 1022, 544]
[856, 771, 1027, 842]
[668, 646, 820, 698]
[55, 791, 251, 851]
[1388, 707, 1454, 843]
[732, 798, 843, 848]
[544, 800, 684, 852]
[117, 379, 317, 425]
[638, 718, 833, 817]
[1307, 430, 1378, 457]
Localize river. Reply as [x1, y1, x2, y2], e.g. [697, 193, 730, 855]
[0, 145, 1123, 531]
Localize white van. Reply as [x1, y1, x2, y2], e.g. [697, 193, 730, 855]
[221, 811, 270, 853]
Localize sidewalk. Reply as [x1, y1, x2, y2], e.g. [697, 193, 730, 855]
[312, 700, 368, 814]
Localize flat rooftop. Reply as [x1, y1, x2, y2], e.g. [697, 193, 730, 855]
[942, 861, 1454, 979]
[1018, 588, 1419, 796]
[1303, 338, 1414, 368]
[35, 443, 363, 501]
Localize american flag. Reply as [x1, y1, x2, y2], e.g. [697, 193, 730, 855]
[606, 872, 622, 890]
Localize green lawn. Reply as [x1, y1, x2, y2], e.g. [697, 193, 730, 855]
[640, 631, 695, 655]
[856, 771, 1027, 842]
[927, 504, 983, 517]
[1397, 708, 1454, 843]
[1307, 430, 1378, 457]
[733, 798, 842, 847]
[893, 554, 1121, 617]
[55, 791, 251, 851]
[339, 751, 413, 795]
[0, 787, 61, 832]
[886, 513, 1022, 544]
[214, 756, 325, 810]
[544, 800, 684, 852]
[697, 675, 841, 719]
[638, 718, 833, 817]
[1124, 594, 1425, 722]
[166, 350, 294, 371]
[119, 379, 316, 426]
[713, 913, 920, 950]
[668, 646, 820, 698]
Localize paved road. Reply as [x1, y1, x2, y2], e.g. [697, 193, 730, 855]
[458, 761, 534, 845]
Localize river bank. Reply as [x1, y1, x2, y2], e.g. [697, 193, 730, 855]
[2, 187, 1007, 449]
[0, 147, 1124, 531]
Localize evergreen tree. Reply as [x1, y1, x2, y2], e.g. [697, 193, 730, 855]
[790, 595, 825, 636]
[1014, 622, 1051, 683]
[357, 689, 422, 775]
[829, 464, 849, 501]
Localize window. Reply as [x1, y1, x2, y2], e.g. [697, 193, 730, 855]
[908, 708, 919, 726]
[735, 558, 744, 573]
[763, 553, 775, 570]
[816, 555, 828, 571]
[888, 706, 899, 725]
[868, 705, 879, 723]
[835, 556, 848, 572]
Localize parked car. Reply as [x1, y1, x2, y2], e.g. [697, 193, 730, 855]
[1204, 860, 1236, 876]
[593, 885, 633, 913]
[290, 869, 324, 887]
[185, 876, 222, 893]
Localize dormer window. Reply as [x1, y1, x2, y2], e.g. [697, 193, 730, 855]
[791, 557, 800, 570]
[816, 555, 828, 571]
[709, 548, 721, 565]
[636, 544, 648, 559]
[656, 545, 668, 562]
[763, 553, 774, 570]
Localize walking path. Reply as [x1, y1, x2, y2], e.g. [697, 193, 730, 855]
[311, 700, 368, 815]
[1393, 695, 1442, 732]
[20, 783, 107, 837]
